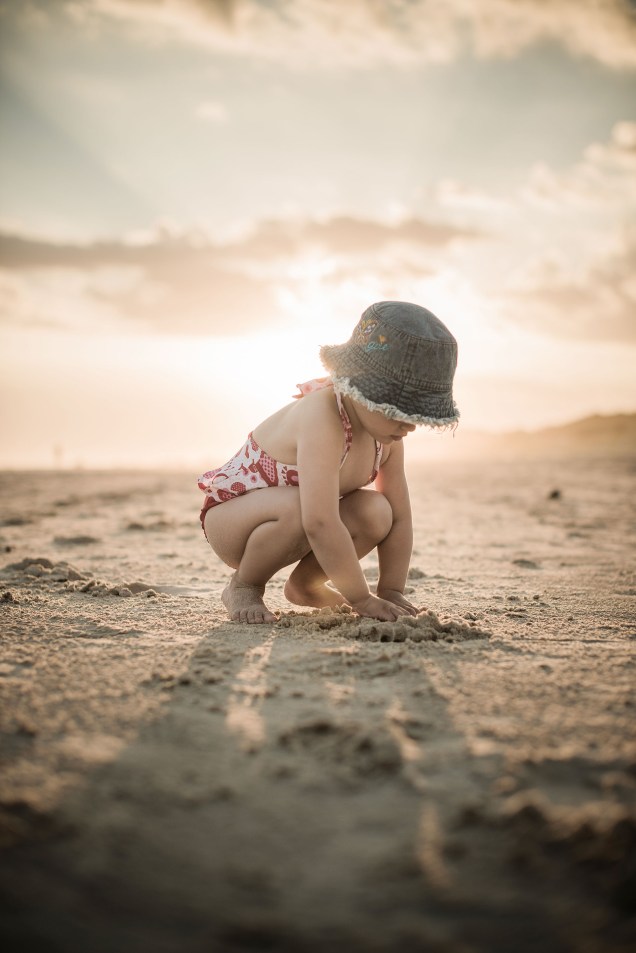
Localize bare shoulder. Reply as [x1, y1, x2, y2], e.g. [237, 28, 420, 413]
[297, 386, 341, 425]
[252, 386, 342, 464]
[295, 387, 345, 454]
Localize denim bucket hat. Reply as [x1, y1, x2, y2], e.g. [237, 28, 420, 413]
[320, 301, 459, 428]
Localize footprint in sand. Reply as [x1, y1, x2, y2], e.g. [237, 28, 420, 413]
[53, 535, 100, 547]
[278, 717, 402, 780]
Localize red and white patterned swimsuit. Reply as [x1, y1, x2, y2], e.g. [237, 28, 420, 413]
[198, 377, 383, 532]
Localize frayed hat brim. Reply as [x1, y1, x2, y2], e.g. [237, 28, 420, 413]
[331, 376, 460, 430]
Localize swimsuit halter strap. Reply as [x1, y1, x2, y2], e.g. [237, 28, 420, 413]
[336, 388, 383, 477]
[334, 389, 353, 464]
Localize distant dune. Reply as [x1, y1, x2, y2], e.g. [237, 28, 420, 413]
[439, 413, 636, 459]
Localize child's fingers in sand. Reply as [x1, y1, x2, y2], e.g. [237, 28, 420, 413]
[353, 594, 410, 621]
[377, 589, 419, 616]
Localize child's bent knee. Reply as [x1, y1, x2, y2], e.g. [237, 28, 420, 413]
[367, 491, 393, 539]
[343, 489, 393, 540]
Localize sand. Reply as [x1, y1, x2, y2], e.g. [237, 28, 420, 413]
[0, 456, 634, 953]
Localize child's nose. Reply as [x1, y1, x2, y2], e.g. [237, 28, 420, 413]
[401, 422, 416, 433]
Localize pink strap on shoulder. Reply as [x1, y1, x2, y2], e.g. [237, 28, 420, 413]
[294, 377, 332, 398]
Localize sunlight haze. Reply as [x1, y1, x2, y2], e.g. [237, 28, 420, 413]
[0, 0, 635, 468]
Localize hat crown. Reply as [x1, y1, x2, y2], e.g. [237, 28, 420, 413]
[362, 301, 454, 343]
[319, 300, 459, 428]
[352, 301, 457, 390]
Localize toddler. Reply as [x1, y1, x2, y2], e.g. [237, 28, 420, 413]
[198, 301, 459, 624]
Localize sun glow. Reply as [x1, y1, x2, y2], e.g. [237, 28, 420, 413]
[1, 1, 634, 469]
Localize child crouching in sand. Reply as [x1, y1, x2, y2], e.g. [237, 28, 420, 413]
[198, 301, 459, 624]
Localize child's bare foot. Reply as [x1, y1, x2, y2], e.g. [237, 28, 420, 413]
[283, 576, 348, 611]
[222, 573, 277, 624]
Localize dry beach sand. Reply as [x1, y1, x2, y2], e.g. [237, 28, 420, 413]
[0, 453, 634, 952]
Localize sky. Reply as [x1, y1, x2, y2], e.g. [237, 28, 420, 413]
[0, 0, 635, 469]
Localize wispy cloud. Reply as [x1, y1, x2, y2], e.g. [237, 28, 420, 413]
[0, 214, 478, 269]
[194, 100, 228, 123]
[5, 0, 635, 70]
[522, 120, 636, 209]
[433, 179, 512, 213]
[73, 0, 636, 70]
[505, 229, 636, 343]
[503, 120, 636, 342]
[225, 216, 480, 260]
[0, 213, 480, 334]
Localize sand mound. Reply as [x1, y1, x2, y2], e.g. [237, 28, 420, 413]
[277, 606, 491, 643]
[0, 557, 160, 599]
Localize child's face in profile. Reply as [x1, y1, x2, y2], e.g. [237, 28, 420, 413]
[353, 401, 417, 445]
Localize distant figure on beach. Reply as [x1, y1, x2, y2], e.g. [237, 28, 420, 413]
[198, 301, 459, 623]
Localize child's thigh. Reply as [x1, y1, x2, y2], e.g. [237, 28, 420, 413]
[204, 486, 303, 567]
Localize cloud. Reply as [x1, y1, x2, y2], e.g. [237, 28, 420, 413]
[0, 214, 478, 268]
[465, 0, 636, 70]
[0, 229, 280, 334]
[194, 100, 228, 123]
[504, 121, 636, 343]
[228, 216, 480, 261]
[72, 0, 636, 70]
[504, 229, 636, 343]
[522, 120, 636, 209]
[0, 213, 480, 334]
[91, 261, 280, 335]
[434, 178, 512, 212]
[0, 228, 213, 271]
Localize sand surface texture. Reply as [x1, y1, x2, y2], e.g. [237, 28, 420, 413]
[0, 458, 634, 953]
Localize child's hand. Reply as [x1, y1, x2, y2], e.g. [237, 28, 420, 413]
[351, 593, 412, 621]
[376, 588, 419, 617]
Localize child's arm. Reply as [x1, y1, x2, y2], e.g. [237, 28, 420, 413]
[296, 399, 409, 621]
[373, 439, 419, 615]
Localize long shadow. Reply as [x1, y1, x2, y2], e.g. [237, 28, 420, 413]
[0, 623, 633, 953]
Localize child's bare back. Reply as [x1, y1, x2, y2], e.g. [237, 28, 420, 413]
[198, 301, 459, 624]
